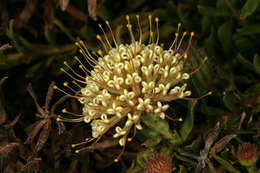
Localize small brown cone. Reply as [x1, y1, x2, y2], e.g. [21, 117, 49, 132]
[143, 153, 171, 173]
[237, 143, 258, 167]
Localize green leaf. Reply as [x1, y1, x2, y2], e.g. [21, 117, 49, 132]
[19, 36, 34, 50]
[179, 101, 196, 143]
[141, 113, 173, 140]
[200, 103, 225, 117]
[143, 137, 162, 148]
[128, 148, 155, 173]
[201, 16, 211, 33]
[177, 4, 190, 26]
[198, 5, 230, 16]
[236, 54, 260, 75]
[26, 61, 43, 78]
[174, 153, 197, 165]
[191, 72, 205, 95]
[54, 18, 75, 42]
[245, 83, 260, 96]
[203, 30, 216, 57]
[236, 54, 254, 70]
[240, 0, 260, 19]
[211, 153, 241, 173]
[223, 94, 239, 112]
[237, 24, 260, 35]
[44, 26, 56, 45]
[136, 149, 155, 167]
[218, 21, 233, 57]
[234, 36, 255, 54]
[246, 166, 258, 173]
[96, 6, 111, 21]
[159, 23, 176, 41]
[178, 165, 188, 173]
[253, 54, 260, 75]
[6, 19, 24, 52]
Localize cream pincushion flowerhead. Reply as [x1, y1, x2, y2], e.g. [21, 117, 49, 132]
[55, 15, 193, 150]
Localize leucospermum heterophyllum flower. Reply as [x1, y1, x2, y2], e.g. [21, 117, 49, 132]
[55, 15, 194, 160]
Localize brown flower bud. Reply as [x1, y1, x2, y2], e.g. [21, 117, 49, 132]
[237, 143, 259, 167]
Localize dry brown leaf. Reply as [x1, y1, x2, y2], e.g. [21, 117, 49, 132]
[204, 122, 220, 153]
[66, 5, 88, 22]
[67, 159, 78, 173]
[0, 44, 12, 51]
[25, 82, 56, 151]
[210, 134, 236, 154]
[0, 1, 9, 29]
[44, 0, 55, 28]
[0, 142, 19, 157]
[17, 0, 37, 28]
[59, 0, 70, 11]
[35, 119, 51, 151]
[3, 164, 16, 173]
[18, 157, 41, 173]
[3, 114, 21, 129]
[88, 0, 98, 21]
[25, 120, 47, 144]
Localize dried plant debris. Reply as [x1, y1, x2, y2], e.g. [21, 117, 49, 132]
[58, 0, 70, 11]
[0, 77, 22, 172]
[25, 81, 71, 153]
[43, 0, 55, 29]
[0, 44, 12, 52]
[25, 82, 55, 151]
[0, 142, 19, 158]
[16, 0, 37, 28]
[65, 5, 88, 22]
[178, 122, 237, 173]
[88, 0, 98, 21]
[18, 157, 41, 173]
[210, 134, 237, 154]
